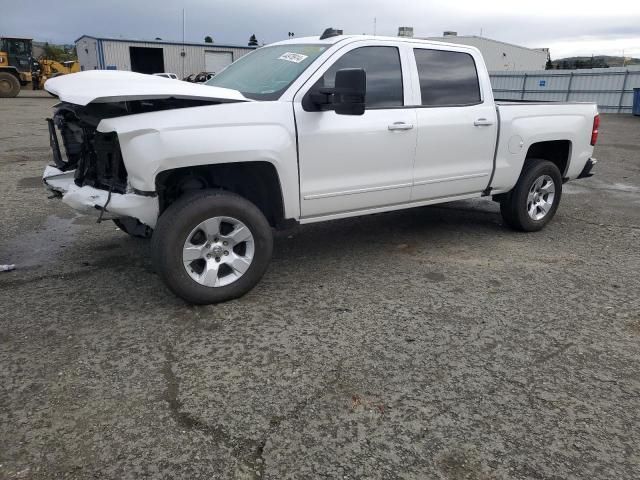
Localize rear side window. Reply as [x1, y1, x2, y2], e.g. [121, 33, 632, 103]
[414, 49, 481, 106]
[319, 46, 403, 108]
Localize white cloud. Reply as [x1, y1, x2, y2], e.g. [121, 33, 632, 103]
[546, 36, 640, 58]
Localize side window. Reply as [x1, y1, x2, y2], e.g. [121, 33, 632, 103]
[414, 49, 481, 106]
[320, 46, 403, 108]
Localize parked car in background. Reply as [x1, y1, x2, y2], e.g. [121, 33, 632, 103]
[43, 30, 599, 304]
[153, 73, 179, 80]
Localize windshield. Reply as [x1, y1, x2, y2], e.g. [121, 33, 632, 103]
[205, 44, 328, 100]
[7, 39, 31, 55]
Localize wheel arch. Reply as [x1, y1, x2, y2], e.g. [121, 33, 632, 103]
[155, 161, 289, 229]
[525, 140, 572, 178]
[0, 66, 21, 80]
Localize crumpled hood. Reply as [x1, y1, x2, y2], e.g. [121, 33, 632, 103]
[44, 70, 249, 106]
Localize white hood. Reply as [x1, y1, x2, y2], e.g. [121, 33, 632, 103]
[44, 70, 249, 106]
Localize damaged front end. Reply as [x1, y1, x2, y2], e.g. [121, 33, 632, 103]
[47, 103, 128, 193]
[43, 70, 251, 232]
[44, 99, 214, 229]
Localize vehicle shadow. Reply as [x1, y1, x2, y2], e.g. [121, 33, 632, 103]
[65, 198, 508, 307]
[271, 199, 505, 260]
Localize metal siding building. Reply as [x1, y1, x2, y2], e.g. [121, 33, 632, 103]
[423, 35, 548, 71]
[75, 35, 255, 78]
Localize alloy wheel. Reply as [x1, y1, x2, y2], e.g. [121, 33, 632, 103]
[182, 216, 255, 287]
[526, 174, 556, 221]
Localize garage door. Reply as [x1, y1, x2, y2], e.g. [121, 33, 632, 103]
[204, 51, 233, 74]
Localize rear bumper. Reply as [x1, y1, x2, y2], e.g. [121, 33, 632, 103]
[577, 158, 597, 179]
[43, 165, 159, 228]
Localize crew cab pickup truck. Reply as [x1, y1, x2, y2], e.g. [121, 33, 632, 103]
[43, 30, 599, 304]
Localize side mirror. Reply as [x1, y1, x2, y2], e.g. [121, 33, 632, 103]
[332, 68, 366, 115]
[304, 68, 366, 115]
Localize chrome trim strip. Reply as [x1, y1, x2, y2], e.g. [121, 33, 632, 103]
[303, 182, 412, 200]
[413, 172, 489, 186]
[305, 172, 489, 201]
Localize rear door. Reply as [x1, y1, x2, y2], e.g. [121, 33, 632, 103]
[294, 42, 417, 218]
[409, 46, 497, 200]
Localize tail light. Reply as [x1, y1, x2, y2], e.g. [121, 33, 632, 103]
[590, 114, 600, 146]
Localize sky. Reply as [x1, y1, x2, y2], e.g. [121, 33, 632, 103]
[2, 0, 640, 59]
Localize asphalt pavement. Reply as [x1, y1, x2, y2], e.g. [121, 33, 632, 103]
[1, 95, 639, 479]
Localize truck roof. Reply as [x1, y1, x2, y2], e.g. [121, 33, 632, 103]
[268, 34, 481, 52]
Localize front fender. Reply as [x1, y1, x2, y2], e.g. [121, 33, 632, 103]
[97, 101, 300, 219]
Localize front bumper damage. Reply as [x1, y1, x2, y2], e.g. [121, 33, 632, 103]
[43, 165, 159, 228]
[44, 100, 163, 228]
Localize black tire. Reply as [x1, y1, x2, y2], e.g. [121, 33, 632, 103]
[500, 159, 562, 232]
[0, 72, 20, 98]
[151, 190, 273, 304]
[113, 218, 153, 239]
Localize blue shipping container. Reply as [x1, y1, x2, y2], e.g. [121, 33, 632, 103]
[634, 88, 640, 116]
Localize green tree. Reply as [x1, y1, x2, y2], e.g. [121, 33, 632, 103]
[42, 43, 66, 61]
[248, 34, 258, 46]
[204, 36, 213, 43]
[545, 59, 553, 70]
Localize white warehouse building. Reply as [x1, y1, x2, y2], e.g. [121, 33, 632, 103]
[423, 32, 549, 71]
[75, 35, 255, 78]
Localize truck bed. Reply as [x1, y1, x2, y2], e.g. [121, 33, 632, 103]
[489, 100, 598, 193]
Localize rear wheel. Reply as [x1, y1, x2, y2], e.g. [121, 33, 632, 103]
[152, 190, 273, 304]
[500, 159, 562, 232]
[0, 72, 20, 98]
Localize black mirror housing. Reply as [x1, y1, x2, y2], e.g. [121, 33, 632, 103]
[333, 68, 366, 115]
[302, 68, 366, 114]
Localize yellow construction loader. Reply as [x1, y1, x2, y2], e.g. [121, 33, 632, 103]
[36, 58, 80, 88]
[0, 37, 34, 97]
[1, 37, 81, 96]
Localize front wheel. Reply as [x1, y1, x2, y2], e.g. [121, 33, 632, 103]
[500, 159, 562, 232]
[151, 190, 273, 304]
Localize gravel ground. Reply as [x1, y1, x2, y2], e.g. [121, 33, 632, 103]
[0, 97, 639, 480]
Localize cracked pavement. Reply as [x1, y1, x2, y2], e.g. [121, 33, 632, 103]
[1, 93, 639, 479]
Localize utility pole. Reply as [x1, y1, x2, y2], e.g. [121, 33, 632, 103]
[181, 9, 186, 78]
[373, 17, 377, 36]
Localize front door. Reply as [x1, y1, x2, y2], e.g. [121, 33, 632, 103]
[294, 44, 417, 218]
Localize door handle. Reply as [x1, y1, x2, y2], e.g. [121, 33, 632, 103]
[474, 118, 494, 127]
[388, 122, 414, 131]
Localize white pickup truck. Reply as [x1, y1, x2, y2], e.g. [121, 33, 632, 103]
[43, 30, 599, 304]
